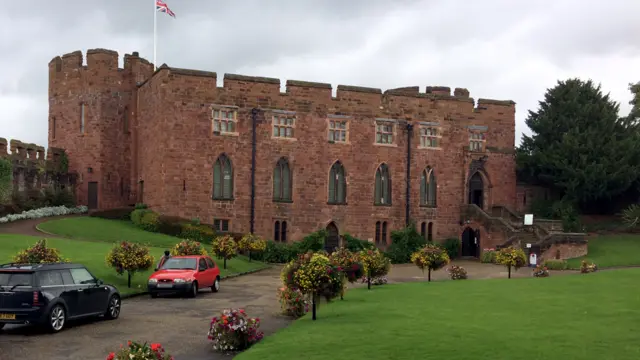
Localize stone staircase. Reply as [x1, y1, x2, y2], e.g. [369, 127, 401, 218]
[460, 204, 588, 260]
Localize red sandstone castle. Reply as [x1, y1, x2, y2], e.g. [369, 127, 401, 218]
[48, 48, 522, 256]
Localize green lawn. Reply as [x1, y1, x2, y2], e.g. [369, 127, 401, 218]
[567, 234, 640, 268]
[238, 269, 640, 360]
[1, 219, 269, 296]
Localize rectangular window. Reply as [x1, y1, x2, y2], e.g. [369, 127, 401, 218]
[375, 122, 394, 144]
[328, 120, 347, 142]
[469, 132, 486, 151]
[420, 127, 440, 148]
[213, 219, 230, 232]
[272, 115, 295, 138]
[80, 103, 85, 134]
[37, 271, 64, 286]
[213, 109, 237, 134]
[52, 117, 56, 139]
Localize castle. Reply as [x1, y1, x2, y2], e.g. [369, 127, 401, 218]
[48, 48, 525, 255]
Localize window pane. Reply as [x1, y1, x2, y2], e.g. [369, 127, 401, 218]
[228, 121, 235, 132]
[221, 220, 229, 232]
[273, 126, 279, 136]
[274, 221, 280, 241]
[285, 127, 293, 137]
[420, 172, 426, 205]
[213, 120, 220, 132]
[70, 268, 95, 284]
[273, 166, 281, 199]
[227, 111, 233, 119]
[375, 171, 382, 203]
[337, 173, 345, 202]
[328, 130, 334, 141]
[282, 165, 291, 200]
[213, 161, 222, 198]
[221, 121, 227, 132]
[376, 133, 381, 143]
[223, 168, 232, 199]
[279, 127, 285, 137]
[281, 221, 288, 242]
[328, 168, 336, 202]
[213, 110, 219, 119]
[329, 121, 335, 129]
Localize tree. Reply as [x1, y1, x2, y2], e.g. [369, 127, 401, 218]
[518, 79, 640, 209]
[410, 244, 450, 282]
[212, 235, 238, 269]
[106, 241, 154, 287]
[495, 247, 527, 279]
[238, 233, 267, 261]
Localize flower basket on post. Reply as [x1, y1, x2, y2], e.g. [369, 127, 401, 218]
[238, 233, 267, 262]
[208, 309, 263, 353]
[410, 244, 450, 282]
[105, 241, 154, 288]
[212, 235, 238, 269]
[328, 247, 364, 300]
[495, 247, 527, 279]
[358, 249, 391, 290]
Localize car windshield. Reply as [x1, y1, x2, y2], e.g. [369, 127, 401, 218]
[0, 272, 34, 286]
[160, 258, 197, 270]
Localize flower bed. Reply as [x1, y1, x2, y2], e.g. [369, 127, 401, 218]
[533, 265, 550, 277]
[277, 287, 309, 318]
[580, 260, 598, 273]
[106, 341, 173, 360]
[208, 308, 264, 352]
[0, 205, 87, 224]
[447, 265, 468, 280]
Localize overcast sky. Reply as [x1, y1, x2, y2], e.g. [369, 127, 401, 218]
[1, 0, 639, 149]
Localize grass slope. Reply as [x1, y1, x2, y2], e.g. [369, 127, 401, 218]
[238, 269, 640, 360]
[567, 234, 640, 268]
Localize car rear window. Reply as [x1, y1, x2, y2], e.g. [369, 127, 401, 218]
[160, 258, 197, 270]
[0, 271, 34, 286]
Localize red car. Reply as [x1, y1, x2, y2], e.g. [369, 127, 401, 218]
[147, 255, 221, 298]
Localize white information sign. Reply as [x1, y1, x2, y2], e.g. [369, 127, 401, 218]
[524, 214, 534, 226]
[526, 243, 532, 248]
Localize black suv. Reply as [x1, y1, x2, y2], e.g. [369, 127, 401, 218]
[0, 262, 121, 333]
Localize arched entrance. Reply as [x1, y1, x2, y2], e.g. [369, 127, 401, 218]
[461, 227, 480, 258]
[325, 222, 340, 253]
[468, 172, 484, 209]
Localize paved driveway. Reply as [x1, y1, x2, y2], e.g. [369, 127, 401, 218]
[0, 267, 290, 360]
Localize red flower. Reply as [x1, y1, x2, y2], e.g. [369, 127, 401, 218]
[127, 341, 132, 347]
[106, 353, 115, 360]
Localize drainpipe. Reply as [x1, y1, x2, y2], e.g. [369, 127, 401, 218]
[405, 123, 414, 226]
[250, 108, 259, 234]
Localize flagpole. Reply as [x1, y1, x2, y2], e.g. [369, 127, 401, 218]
[153, 0, 157, 71]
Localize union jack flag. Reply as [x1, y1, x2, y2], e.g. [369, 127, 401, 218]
[156, 0, 176, 18]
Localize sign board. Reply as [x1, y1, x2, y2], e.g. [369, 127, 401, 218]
[526, 243, 532, 248]
[524, 214, 534, 226]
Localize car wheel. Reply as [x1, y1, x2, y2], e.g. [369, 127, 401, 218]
[211, 277, 220, 293]
[187, 282, 198, 298]
[48, 305, 66, 333]
[105, 295, 121, 320]
[149, 292, 158, 299]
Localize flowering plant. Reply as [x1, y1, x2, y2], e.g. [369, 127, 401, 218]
[13, 239, 68, 264]
[238, 233, 267, 260]
[0, 205, 88, 224]
[447, 265, 468, 280]
[292, 253, 343, 301]
[580, 260, 598, 273]
[277, 286, 309, 318]
[358, 249, 391, 280]
[105, 241, 154, 288]
[410, 244, 450, 281]
[329, 248, 364, 282]
[533, 265, 550, 277]
[208, 308, 264, 352]
[360, 276, 388, 285]
[106, 341, 173, 360]
[481, 248, 497, 263]
[495, 247, 527, 278]
[170, 239, 208, 256]
[212, 235, 238, 269]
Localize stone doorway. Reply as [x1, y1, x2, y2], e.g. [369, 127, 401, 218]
[325, 222, 340, 253]
[468, 172, 484, 209]
[87, 182, 98, 210]
[461, 227, 480, 258]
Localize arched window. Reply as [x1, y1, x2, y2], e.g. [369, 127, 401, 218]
[328, 161, 346, 204]
[427, 222, 433, 241]
[375, 221, 381, 244]
[381, 221, 388, 245]
[213, 154, 233, 200]
[420, 222, 426, 239]
[374, 163, 391, 205]
[420, 166, 437, 207]
[274, 220, 288, 242]
[273, 157, 292, 201]
[274, 221, 281, 242]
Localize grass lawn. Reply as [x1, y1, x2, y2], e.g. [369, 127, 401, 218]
[566, 234, 640, 268]
[237, 269, 640, 360]
[0, 234, 268, 296]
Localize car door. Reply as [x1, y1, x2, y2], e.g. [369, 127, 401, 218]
[205, 257, 219, 278]
[59, 269, 83, 317]
[195, 258, 210, 288]
[69, 267, 107, 315]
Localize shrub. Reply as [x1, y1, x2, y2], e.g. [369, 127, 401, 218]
[42, 187, 75, 207]
[622, 204, 640, 229]
[0, 205, 88, 224]
[410, 244, 450, 282]
[154, 215, 186, 236]
[89, 207, 133, 220]
[105, 241, 154, 287]
[442, 238, 460, 259]
[542, 259, 568, 270]
[580, 260, 598, 273]
[180, 223, 216, 243]
[290, 230, 325, 255]
[106, 341, 173, 360]
[13, 239, 67, 264]
[171, 240, 208, 256]
[533, 265, 550, 277]
[277, 287, 309, 318]
[138, 211, 160, 232]
[495, 247, 527, 278]
[130, 208, 151, 225]
[258, 241, 294, 263]
[480, 248, 497, 263]
[134, 203, 148, 210]
[208, 309, 264, 352]
[385, 224, 427, 264]
[238, 233, 267, 260]
[342, 234, 375, 252]
[358, 248, 391, 289]
[447, 265, 468, 280]
[212, 235, 238, 269]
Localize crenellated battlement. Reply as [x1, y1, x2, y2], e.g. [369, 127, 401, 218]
[48, 49, 155, 82]
[0, 137, 56, 163]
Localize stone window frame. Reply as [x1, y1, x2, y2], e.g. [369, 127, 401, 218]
[271, 110, 297, 140]
[420, 166, 437, 207]
[213, 219, 230, 232]
[212, 153, 234, 201]
[328, 160, 347, 205]
[211, 104, 239, 137]
[374, 118, 398, 146]
[374, 163, 392, 206]
[418, 122, 442, 149]
[420, 221, 434, 241]
[274, 220, 288, 242]
[327, 115, 350, 144]
[468, 126, 488, 152]
[273, 157, 293, 203]
[80, 102, 86, 134]
[374, 221, 388, 246]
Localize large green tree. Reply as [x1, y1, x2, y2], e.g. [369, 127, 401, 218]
[517, 79, 640, 206]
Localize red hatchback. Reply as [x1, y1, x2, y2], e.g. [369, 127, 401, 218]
[147, 255, 221, 298]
